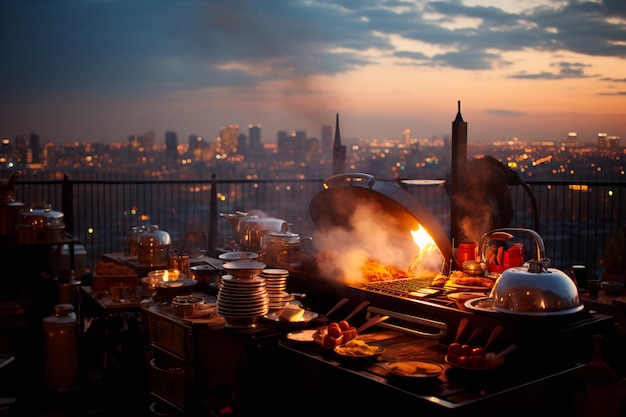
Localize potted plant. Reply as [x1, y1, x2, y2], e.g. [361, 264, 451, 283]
[601, 225, 626, 283]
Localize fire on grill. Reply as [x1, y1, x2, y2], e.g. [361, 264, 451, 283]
[306, 173, 456, 294]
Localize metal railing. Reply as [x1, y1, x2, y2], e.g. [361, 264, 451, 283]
[13, 177, 625, 279]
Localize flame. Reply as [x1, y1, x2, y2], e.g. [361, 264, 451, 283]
[409, 225, 438, 272]
[411, 225, 436, 252]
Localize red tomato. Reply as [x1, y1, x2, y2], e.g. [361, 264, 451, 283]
[471, 355, 487, 369]
[322, 335, 338, 348]
[447, 352, 459, 364]
[342, 328, 357, 342]
[338, 320, 350, 331]
[448, 342, 463, 355]
[472, 347, 487, 357]
[327, 323, 342, 338]
[461, 344, 473, 356]
[458, 355, 472, 367]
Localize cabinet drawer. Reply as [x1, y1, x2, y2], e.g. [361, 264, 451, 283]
[149, 315, 187, 358]
[148, 358, 186, 411]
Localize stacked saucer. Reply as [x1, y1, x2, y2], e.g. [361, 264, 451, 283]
[216, 275, 269, 328]
[260, 268, 291, 310]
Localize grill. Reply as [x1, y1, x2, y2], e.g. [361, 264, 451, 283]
[361, 277, 438, 298]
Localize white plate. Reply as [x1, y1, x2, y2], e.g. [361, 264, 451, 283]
[219, 251, 259, 261]
[264, 309, 318, 323]
[260, 268, 289, 276]
[286, 329, 317, 342]
[221, 276, 265, 287]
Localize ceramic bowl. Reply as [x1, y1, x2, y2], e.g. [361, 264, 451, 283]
[222, 260, 266, 279]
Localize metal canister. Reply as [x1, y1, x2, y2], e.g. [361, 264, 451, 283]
[137, 225, 171, 267]
[43, 303, 79, 392]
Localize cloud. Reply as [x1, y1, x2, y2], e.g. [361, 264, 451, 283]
[484, 109, 525, 117]
[510, 61, 594, 79]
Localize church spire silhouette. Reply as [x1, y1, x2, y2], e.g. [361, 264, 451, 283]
[332, 113, 346, 175]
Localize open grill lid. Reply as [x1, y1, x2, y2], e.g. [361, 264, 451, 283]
[309, 173, 452, 272]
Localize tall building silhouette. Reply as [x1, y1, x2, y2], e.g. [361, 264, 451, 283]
[29, 132, 41, 164]
[450, 101, 467, 243]
[248, 124, 261, 150]
[165, 131, 178, 162]
[332, 113, 346, 175]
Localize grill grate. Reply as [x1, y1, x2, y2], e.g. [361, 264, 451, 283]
[361, 277, 436, 298]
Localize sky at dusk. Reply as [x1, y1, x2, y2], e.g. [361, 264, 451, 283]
[1, 0, 625, 145]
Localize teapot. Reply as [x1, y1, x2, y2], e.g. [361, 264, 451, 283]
[480, 228, 582, 315]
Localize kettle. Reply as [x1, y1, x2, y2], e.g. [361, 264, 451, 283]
[481, 228, 583, 315]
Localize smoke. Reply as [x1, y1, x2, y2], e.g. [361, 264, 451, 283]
[453, 156, 514, 244]
[312, 199, 445, 284]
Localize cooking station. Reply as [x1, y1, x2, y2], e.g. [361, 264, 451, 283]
[176, 171, 621, 416]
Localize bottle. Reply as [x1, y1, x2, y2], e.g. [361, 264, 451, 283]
[43, 304, 79, 392]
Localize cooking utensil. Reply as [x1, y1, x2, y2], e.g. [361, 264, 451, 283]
[485, 325, 503, 350]
[356, 314, 389, 333]
[309, 173, 453, 272]
[466, 328, 482, 344]
[343, 301, 369, 322]
[316, 297, 349, 323]
[454, 317, 469, 343]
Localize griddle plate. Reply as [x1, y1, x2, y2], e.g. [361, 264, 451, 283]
[361, 277, 436, 298]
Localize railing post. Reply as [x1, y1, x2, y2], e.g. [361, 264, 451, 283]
[208, 173, 218, 256]
[62, 174, 74, 235]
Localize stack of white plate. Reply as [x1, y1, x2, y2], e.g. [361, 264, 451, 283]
[260, 268, 292, 310]
[216, 275, 269, 328]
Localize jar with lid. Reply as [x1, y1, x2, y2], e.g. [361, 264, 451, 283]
[264, 231, 309, 268]
[137, 225, 171, 267]
[43, 303, 78, 392]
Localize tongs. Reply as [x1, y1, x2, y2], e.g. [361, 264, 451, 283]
[316, 297, 349, 324]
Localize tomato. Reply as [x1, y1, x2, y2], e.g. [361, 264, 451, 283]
[472, 347, 487, 357]
[461, 344, 473, 356]
[447, 352, 459, 364]
[471, 355, 487, 369]
[342, 328, 357, 342]
[322, 334, 338, 348]
[338, 320, 350, 331]
[448, 342, 463, 355]
[327, 323, 342, 338]
[458, 355, 472, 367]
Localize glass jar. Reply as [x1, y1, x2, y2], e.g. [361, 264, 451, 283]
[265, 232, 303, 267]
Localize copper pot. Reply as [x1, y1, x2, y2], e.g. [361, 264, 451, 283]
[15, 204, 65, 244]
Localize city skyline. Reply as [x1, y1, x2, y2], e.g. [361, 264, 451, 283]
[1, 1, 625, 144]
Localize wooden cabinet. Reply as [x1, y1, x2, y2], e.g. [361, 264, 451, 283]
[142, 305, 197, 415]
[141, 303, 288, 416]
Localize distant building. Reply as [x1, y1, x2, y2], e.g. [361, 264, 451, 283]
[248, 124, 262, 150]
[165, 131, 178, 162]
[29, 132, 41, 164]
[567, 132, 577, 145]
[332, 113, 346, 175]
[219, 124, 240, 155]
